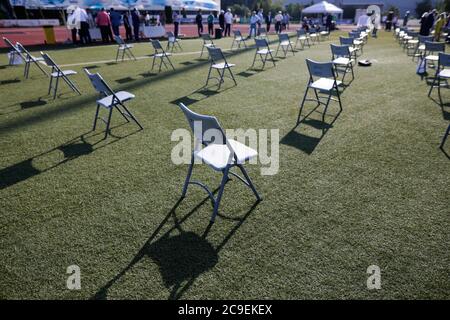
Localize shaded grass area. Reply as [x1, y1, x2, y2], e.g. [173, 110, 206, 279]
[0, 32, 449, 299]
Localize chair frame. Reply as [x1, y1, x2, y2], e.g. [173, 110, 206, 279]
[16, 42, 48, 78]
[331, 44, 355, 84]
[2, 37, 22, 65]
[200, 33, 216, 58]
[297, 59, 343, 126]
[150, 39, 175, 72]
[115, 35, 136, 62]
[251, 38, 276, 70]
[428, 52, 450, 106]
[166, 31, 182, 52]
[84, 69, 143, 139]
[205, 47, 237, 89]
[41, 52, 81, 99]
[440, 123, 450, 149]
[231, 30, 248, 50]
[177, 102, 261, 222]
[295, 29, 311, 50]
[275, 33, 295, 57]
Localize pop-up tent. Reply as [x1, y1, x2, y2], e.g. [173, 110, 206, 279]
[302, 1, 343, 15]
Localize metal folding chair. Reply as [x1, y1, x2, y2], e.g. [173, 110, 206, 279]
[16, 42, 48, 78]
[348, 31, 365, 53]
[339, 36, 359, 59]
[150, 39, 175, 72]
[403, 31, 419, 55]
[309, 30, 319, 45]
[200, 33, 215, 58]
[231, 30, 247, 50]
[412, 35, 433, 61]
[428, 52, 450, 106]
[84, 69, 143, 139]
[251, 38, 276, 70]
[166, 31, 182, 52]
[440, 123, 450, 149]
[41, 52, 81, 99]
[275, 33, 295, 57]
[205, 47, 236, 89]
[297, 59, 343, 125]
[424, 41, 446, 69]
[257, 27, 268, 40]
[3, 37, 24, 66]
[330, 44, 355, 84]
[295, 29, 311, 50]
[176, 102, 261, 222]
[320, 30, 330, 41]
[114, 35, 136, 62]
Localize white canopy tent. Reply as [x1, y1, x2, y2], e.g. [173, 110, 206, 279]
[301, 1, 343, 20]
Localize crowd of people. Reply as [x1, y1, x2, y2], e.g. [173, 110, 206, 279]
[418, 9, 450, 42]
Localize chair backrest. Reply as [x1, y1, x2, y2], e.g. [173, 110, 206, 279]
[2, 37, 18, 51]
[439, 52, 450, 68]
[15, 42, 31, 57]
[306, 59, 335, 79]
[84, 68, 113, 96]
[425, 41, 446, 53]
[177, 103, 227, 146]
[278, 33, 289, 42]
[167, 31, 175, 38]
[255, 38, 269, 49]
[114, 35, 125, 45]
[407, 31, 419, 38]
[348, 32, 360, 39]
[233, 30, 242, 37]
[40, 52, 60, 70]
[330, 44, 350, 58]
[339, 37, 354, 46]
[201, 33, 213, 43]
[297, 29, 306, 37]
[258, 27, 267, 35]
[207, 47, 226, 64]
[419, 35, 434, 44]
[151, 39, 163, 51]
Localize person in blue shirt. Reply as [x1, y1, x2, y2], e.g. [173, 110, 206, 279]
[109, 8, 122, 36]
[249, 11, 260, 38]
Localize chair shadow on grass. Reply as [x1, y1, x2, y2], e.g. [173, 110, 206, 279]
[92, 188, 261, 300]
[281, 101, 341, 155]
[170, 85, 231, 106]
[0, 123, 140, 190]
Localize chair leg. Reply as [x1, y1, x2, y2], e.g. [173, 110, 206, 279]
[166, 56, 175, 70]
[322, 92, 332, 124]
[429, 74, 438, 97]
[237, 164, 261, 201]
[211, 167, 230, 222]
[297, 86, 310, 125]
[104, 107, 113, 139]
[93, 104, 100, 130]
[119, 103, 143, 130]
[269, 52, 276, 66]
[115, 48, 120, 62]
[53, 76, 59, 99]
[182, 155, 195, 197]
[251, 52, 257, 68]
[48, 76, 53, 95]
[438, 77, 444, 106]
[440, 123, 450, 148]
[228, 67, 237, 86]
[205, 65, 212, 87]
[151, 55, 156, 71]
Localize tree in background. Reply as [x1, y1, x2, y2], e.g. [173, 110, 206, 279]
[231, 4, 251, 18]
[384, 5, 400, 17]
[435, 0, 450, 12]
[415, 0, 433, 17]
[285, 3, 303, 21]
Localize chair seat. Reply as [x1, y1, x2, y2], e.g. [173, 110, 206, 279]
[204, 43, 215, 48]
[168, 37, 179, 43]
[235, 37, 245, 41]
[408, 39, 419, 44]
[426, 55, 439, 62]
[119, 44, 133, 49]
[333, 57, 351, 65]
[212, 62, 235, 69]
[349, 47, 358, 53]
[439, 69, 450, 78]
[354, 40, 364, 46]
[310, 33, 318, 37]
[194, 139, 258, 171]
[297, 36, 307, 40]
[418, 44, 426, 50]
[97, 91, 135, 107]
[26, 56, 44, 62]
[280, 41, 293, 46]
[320, 31, 329, 36]
[257, 49, 273, 55]
[51, 70, 77, 77]
[310, 78, 342, 91]
[155, 52, 171, 57]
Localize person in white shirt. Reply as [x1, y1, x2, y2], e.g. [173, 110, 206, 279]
[357, 12, 370, 29]
[78, 7, 92, 44]
[274, 11, 283, 34]
[224, 8, 233, 37]
[249, 11, 260, 38]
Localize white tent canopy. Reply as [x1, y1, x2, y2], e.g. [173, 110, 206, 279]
[302, 1, 343, 15]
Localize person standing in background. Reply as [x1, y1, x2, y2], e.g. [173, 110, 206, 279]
[257, 9, 263, 34]
[109, 8, 122, 36]
[248, 11, 259, 38]
[266, 11, 272, 32]
[123, 11, 132, 41]
[78, 7, 91, 44]
[274, 11, 282, 33]
[160, 11, 166, 26]
[434, 13, 446, 41]
[131, 8, 140, 41]
[403, 11, 410, 27]
[426, 10, 436, 36]
[173, 10, 181, 38]
[325, 13, 332, 32]
[392, 14, 398, 30]
[196, 10, 203, 36]
[219, 10, 225, 33]
[224, 8, 233, 37]
[207, 11, 214, 35]
[96, 8, 111, 43]
[385, 10, 393, 31]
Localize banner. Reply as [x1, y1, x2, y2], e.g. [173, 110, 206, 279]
[9, 0, 220, 10]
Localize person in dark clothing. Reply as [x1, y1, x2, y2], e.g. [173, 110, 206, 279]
[196, 10, 203, 36]
[123, 12, 132, 41]
[325, 14, 332, 32]
[131, 8, 140, 41]
[386, 11, 393, 31]
[173, 11, 180, 38]
[219, 10, 225, 32]
[207, 12, 214, 35]
[403, 11, 410, 27]
[110, 8, 122, 36]
[426, 10, 436, 35]
[266, 12, 272, 32]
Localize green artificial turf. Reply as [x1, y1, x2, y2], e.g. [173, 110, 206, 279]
[0, 31, 449, 300]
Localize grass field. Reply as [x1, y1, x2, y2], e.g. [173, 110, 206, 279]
[0, 31, 449, 300]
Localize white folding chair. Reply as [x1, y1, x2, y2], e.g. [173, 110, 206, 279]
[166, 31, 182, 52]
[251, 38, 276, 69]
[205, 47, 236, 89]
[348, 31, 365, 53]
[41, 52, 80, 99]
[16, 42, 48, 78]
[231, 30, 247, 50]
[339, 36, 359, 59]
[412, 35, 433, 61]
[297, 59, 343, 126]
[114, 35, 136, 62]
[150, 39, 175, 72]
[176, 102, 261, 222]
[200, 33, 215, 58]
[428, 52, 450, 106]
[275, 33, 295, 57]
[331, 44, 355, 84]
[424, 41, 446, 69]
[295, 29, 311, 50]
[84, 69, 143, 139]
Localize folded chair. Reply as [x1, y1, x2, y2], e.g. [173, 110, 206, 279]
[295, 29, 311, 50]
[84, 69, 143, 139]
[428, 52, 450, 106]
[231, 30, 247, 50]
[114, 35, 136, 62]
[150, 39, 175, 72]
[251, 38, 276, 70]
[16, 42, 48, 78]
[176, 102, 261, 222]
[424, 41, 446, 69]
[166, 31, 182, 52]
[331, 44, 355, 84]
[441, 123, 450, 149]
[297, 59, 343, 126]
[275, 33, 295, 57]
[205, 47, 236, 89]
[200, 33, 215, 58]
[41, 52, 80, 99]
